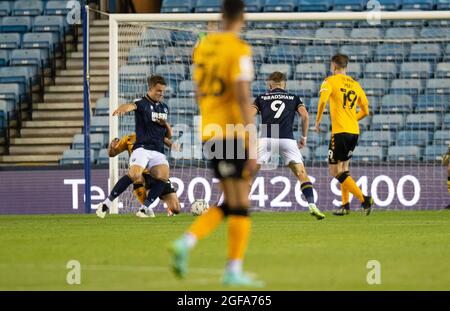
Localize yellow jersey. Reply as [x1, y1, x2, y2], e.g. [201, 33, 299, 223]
[193, 32, 254, 141]
[317, 74, 369, 135]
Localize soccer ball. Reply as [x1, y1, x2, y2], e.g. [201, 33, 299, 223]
[190, 200, 209, 216]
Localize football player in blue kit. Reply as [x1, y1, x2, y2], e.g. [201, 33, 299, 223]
[251, 71, 325, 220]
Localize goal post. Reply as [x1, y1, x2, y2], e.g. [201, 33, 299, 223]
[107, 11, 450, 214]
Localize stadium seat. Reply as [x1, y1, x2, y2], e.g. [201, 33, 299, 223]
[263, 0, 297, 12]
[195, 0, 222, 13]
[244, 0, 264, 12]
[285, 80, 317, 98]
[140, 28, 173, 47]
[12, 0, 44, 16]
[392, 20, 424, 28]
[296, 130, 324, 148]
[416, 95, 449, 113]
[378, 0, 402, 11]
[0, 83, 22, 102]
[436, 0, 450, 10]
[0, 66, 37, 91]
[310, 113, 332, 131]
[405, 113, 439, 130]
[385, 27, 419, 40]
[315, 28, 348, 42]
[252, 80, 267, 95]
[364, 62, 397, 79]
[243, 29, 277, 46]
[313, 145, 329, 162]
[374, 44, 408, 62]
[0, 1, 11, 16]
[294, 63, 326, 80]
[350, 28, 384, 40]
[297, 0, 332, 12]
[402, 0, 435, 10]
[400, 62, 432, 79]
[0, 16, 32, 33]
[72, 134, 105, 150]
[303, 46, 337, 62]
[162, 47, 192, 63]
[420, 27, 450, 39]
[380, 94, 413, 113]
[0, 50, 10, 67]
[268, 45, 302, 63]
[0, 33, 21, 49]
[307, 97, 320, 113]
[251, 46, 267, 63]
[90, 116, 109, 133]
[359, 78, 389, 96]
[396, 130, 432, 147]
[366, 96, 380, 113]
[444, 44, 450, 62]
[278, 29, 315, 45]
[360, 131, 395, 147]
[97, 149, 109, 165]
[119, 65, 152, 83]
[259, 64, 292, 79]
[346, 62, 363, 79]
[340, 45, 372, 62]
[287, 21, 321, 29]
[168, 98, 198, 114]
[323, 21, 355, 28]
[22, 32, 58, 54]
[444, 114, 450, 129]
[161, 0, 196, 13]
[172, 31, 197, 47]
[95, 97, 109, 116]
[178, 80, 195, 97]
[423, 145, 447, 162]
[33, 16, 66, 35]
[45, 1, 71, 15]
[426, 79, 450, 95]
[371, 114, 405, 131]
[155, 64, 186, 82]
[60, 149, 95, 165]
[352, 146, 385, 162]
[390, 79, 423, 96]
[409, 44, 441, 62]
[387, 146, 421, 161]
[333, 0, 366, 11]
[435, 62, 450, 78]
[433, 130, 450, 145]
[127, 47, 162, 64]
[11, 48, 48, 68]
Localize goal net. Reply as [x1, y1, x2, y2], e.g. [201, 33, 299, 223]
[107, 12, 450, 214]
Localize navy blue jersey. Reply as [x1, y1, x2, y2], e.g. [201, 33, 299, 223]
[133, 95, 169, 154]
[253, 88, 304, 139]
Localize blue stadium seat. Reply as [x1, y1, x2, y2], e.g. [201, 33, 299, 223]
[249, 21, 288, 31]
[90, 116, 109, 133]
[168, 98, 198, 114]
[22, 32, 58, 54]
[295, 63, 326, 80]
[340, 45, 372, 62]
[416, 95, 449, 113]
[33, 16, 66, 35]
[423, 145, 447, 162]
[297, 0, 332, 12]
[172, 31, 197, 47]
[436, 62, 450, 78]
[163, 47, 192, 63]
[119, 65, 151, 83]
[306, 97, 319, 113]
[437, 0, 450, 10]
[60, 149, 95, 165]
[405, 113, 439, 130]
[445, 114, 450, 129]
[243, 29, 277, 46]
[323, 21, 355, 28]
[161, 0, 196, 13]
[385, 27, 419, 39]
[278, 29, 315, 45]
[346, 62, 363, 79]
[286, 80, 317, 98]
[297, 130, 324, 148]
[402, 0, 435, 10]
[0, 16, 32, 33]
[268, 45, 302, 63]
[303, 46, 337, 62]
[97, 149, 109, 165]
[287, 21, 321, 29]
[359, 78, 389, 96]
[380, 94, 413, 113]
[333, 0, 365, 11]
[352, 146, 385, 162]
[315, 28, 348, 42]
[259, 63, 292, 79]
[390, 79, 423, 96]
[310, 113, 332, 131]
[128, 47, 161, 64]
[392, 20, 424, 28]
[420, 27, 450, 39]
[371, 114, 405, 131]
[426, 79, 450, 95]
[433, 130, 450, 145]
[0, 1, 11, 16]
[0, 33, 21, 49]
[374, 44, 408, 62]
[387, 146, 421, 161]
[252, 80, 267, 95]
[11, 48, 48, 67]
[45, 0, 71, 15]
[313, 145, 329, 162]
[244, 0, 264, 12]
[155, 64, 186, 83]
[0, 66, 37, 92]
[251, 46, 267, 63]
[350, 28, 384, 40]
[195, 0, 221, 13]
[444, 44, 450, 61]
[378, 0, 402, 11]
[140, 28, 172, 47]
[396, 130, 432, 147]
[0, 50, 9, 66]
[12, 0, 44, 16]
[0, 83, 22, 102]
[400, 62, 432, 79]
[409, 44, 441, 62]
[360, 131, 395, 147]
[263, 0, 297, 12]
[95, 97, 109, 116]
[178, 80, 195, 97]
[72, 134, 105, 150]
[0, 99, 15, 118]
[364, 62, 397, 79]
[366, 96, 380, 113]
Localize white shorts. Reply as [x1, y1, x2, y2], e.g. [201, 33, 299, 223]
[129, 147, 169, 170]
[257, 138, 304, 166]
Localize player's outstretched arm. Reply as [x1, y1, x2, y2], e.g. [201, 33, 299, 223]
[356, 90, 370, 121]
[112, 103, 137, 116]
[297, 106, 309, 148]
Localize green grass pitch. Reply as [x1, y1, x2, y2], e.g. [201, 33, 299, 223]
[0, 210, 449, 290]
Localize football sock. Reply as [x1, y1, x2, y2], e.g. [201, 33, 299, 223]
[337, 172, 364, 203]
[144, 179, 166, 207]
[301, 182, 315, 204]
[228, 209, 251, 262]
[226, 259, 243, 274]
[106, 175, 133, 203]
[188, 206, 225, 240]
[341, 172, 350, 205]
[133, 183, 146, 205]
